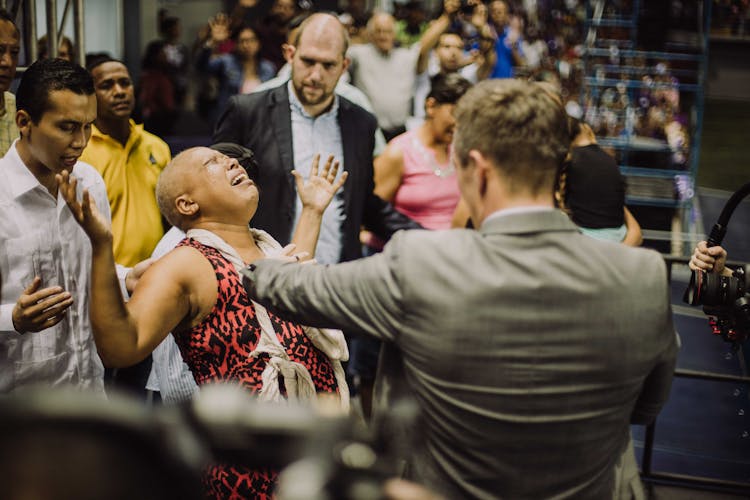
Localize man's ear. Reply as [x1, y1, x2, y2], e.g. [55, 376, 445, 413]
[175, 194, 199, 217]
[341, 56, 351, 73]
[468, 149, 490, 197]
[282, 43, 295, 63]
[16, 110, 31, 135]
[424, 97, 437, 117]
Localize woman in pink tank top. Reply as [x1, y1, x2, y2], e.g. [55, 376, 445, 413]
[373, 73, 473, 231]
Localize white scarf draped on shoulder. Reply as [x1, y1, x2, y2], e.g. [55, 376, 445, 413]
[186, 228, 350, 412]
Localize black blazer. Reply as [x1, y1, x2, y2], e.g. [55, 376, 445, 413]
[213, 84, 421, 262]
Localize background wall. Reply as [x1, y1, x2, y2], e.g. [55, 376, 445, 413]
[34, 0, 123, 60]
[706, 39, 750, 101]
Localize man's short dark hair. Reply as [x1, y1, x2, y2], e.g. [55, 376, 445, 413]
[16, 58, 95, 124]
[160, 16, 180, 35]
[0, 8, 18, 35]
[85, 52, 119, 72]
[427, 73, 472, 105]
[438, 29, 462, 43]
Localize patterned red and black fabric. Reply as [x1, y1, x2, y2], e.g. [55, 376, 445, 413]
[173, 238, 338, 499]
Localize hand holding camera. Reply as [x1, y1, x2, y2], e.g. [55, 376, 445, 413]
[683, 182, 750, 346]
[684, 240, 748, 345]
[685, 240, 744, 308]
[689, 240, 731, 277]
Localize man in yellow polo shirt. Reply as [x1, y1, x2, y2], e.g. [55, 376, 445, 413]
[81, 55, 171, 268]
[81, 55, 171, 396]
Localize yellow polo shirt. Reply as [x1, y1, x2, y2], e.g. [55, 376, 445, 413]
[81, 120, 171, 267]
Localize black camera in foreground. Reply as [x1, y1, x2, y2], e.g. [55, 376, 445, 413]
[684, 265, 749, 346]
[682, 181, 750, 347]
[0, 384, 419, 500]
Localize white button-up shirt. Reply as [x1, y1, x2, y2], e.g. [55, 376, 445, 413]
[0, 141, 109, 395]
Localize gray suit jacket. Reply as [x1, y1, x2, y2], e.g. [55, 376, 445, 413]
[246, 209, 678, 499]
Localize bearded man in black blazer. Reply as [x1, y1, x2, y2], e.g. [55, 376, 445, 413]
[213, 13, 420, 265]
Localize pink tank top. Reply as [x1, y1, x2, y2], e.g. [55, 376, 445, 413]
[391, 130, 460, 230]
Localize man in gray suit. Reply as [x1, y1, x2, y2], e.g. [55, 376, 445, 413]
[244, 79, 678, 499]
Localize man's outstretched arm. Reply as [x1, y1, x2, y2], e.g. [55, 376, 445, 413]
[244, 233, 408, 343]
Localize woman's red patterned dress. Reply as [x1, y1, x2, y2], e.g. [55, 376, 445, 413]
[173, 239, 339, 499]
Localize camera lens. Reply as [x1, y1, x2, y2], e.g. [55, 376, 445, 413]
[683, 269, 745, 307]
[683, 270, 705, 306]
[700, 273, 743, 306]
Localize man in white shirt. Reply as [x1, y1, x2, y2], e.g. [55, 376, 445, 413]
[411, 29, 495, 125]
[347, 0, 459, 141]
[0, 59, 123, 394]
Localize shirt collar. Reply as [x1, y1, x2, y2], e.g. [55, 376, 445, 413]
[90, 119, 141, 147]
[287, 80, 339, 119]
[5, 141, 48, 199]
[482, 205, 556, 226]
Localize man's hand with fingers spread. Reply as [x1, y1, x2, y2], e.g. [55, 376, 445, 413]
[12, 277, 74, 333]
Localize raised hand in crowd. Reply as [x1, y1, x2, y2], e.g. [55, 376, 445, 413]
[288, 153, 349, 261]
[206, 13, 232, 47]
[506, 15, 523, 45]
[444, 0, 460, 18]
[293, 154, 348, 215]
[469, 0, 489, 29]
[468, 1, 496, 79]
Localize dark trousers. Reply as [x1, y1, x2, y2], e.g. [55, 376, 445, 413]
[104, 355, 153, 400]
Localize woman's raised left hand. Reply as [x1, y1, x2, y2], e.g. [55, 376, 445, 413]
[293, 154, 348, 215]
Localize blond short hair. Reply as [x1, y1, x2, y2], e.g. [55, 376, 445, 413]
[453, 79, 569, 195]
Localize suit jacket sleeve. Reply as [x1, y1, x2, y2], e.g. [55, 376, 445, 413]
[345, 102, 423, 240]
[630, 256, 679, 425]
[213, 95, 243, 144]
[245, 232, 410, 342]
[363, 191, 424, 241]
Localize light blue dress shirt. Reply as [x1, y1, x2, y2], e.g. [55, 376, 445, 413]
[287, 81, 346, 265]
